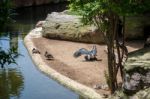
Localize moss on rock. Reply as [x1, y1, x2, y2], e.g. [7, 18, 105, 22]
[124, 47, 150, 72]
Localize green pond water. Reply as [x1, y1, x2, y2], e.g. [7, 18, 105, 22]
[0, 3, 84, 99]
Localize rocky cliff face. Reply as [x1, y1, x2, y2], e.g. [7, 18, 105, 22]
[123, 47, 150, 94]
[12, 0, 67, 7]
[42, 12, 104, 44]
[111, 47, 150, 99]
[125, 16, 150, 40]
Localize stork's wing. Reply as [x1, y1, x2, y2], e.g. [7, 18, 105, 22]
[73, 48, 90, 57]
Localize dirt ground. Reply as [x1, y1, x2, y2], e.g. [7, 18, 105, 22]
[32, 37, 144, 95]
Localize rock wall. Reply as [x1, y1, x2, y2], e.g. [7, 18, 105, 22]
[125, 15, 150, 40]
[111, 88, 150, 99]
[123, 47, 150, 94]
[42, 12, 104, 44]
[111, 47, 150, 99]
[12, 0, 67, 7]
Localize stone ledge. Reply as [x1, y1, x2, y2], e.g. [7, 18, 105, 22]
[24, 27, 104, 99]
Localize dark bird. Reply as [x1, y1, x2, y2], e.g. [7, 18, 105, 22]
[73, 45, 97, 61]
[32, 48, 40, 54]
[45, 51, 54, 60]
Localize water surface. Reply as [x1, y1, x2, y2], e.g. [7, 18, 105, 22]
[0, 3, 84, 99]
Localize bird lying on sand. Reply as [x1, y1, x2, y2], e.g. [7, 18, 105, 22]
[73, 45, 97, 61]
[32, 48, 40, 54]
[45, 51, 54, 60]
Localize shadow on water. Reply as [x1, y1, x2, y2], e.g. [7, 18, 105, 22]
[14, 2, 68, 24]
[9, 2, 68, 35]
[0, 3, 86, 99]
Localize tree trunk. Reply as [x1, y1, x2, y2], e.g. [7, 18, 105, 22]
[94, 12, 127, 94]
[106, 14, 118, 93]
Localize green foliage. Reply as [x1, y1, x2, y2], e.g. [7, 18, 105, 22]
[0, 0, 18, 68]
[110, 0, 150, 16]
[69, 0, 150, 28]
[69, 0, 150, 17]
[0, 0, 14, 30]
[69, 0, 106, 24]
[0, 47, 18, 68]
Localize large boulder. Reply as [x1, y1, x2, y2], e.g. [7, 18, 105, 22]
[123, 47, 150, 94]
[42, 12, 104, 44]
[12, 0, 67, 7]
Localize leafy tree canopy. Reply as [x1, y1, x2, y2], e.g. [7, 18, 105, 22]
[69, 0, 150, 25]
[0, 0, 14, 30]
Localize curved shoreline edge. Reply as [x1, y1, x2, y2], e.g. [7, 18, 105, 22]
[24, 27, 104, 99]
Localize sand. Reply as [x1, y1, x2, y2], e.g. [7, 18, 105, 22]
[31, 37, 144, 95]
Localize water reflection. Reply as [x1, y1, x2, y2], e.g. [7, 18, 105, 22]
[0, 3, 85, 99]
[9, 32, 19, 54]
[9, 2, 68, 34]
[0, 32, 23, 99]
[0, 32, 79, 99]
[0, 68, 24, 99]
[14, 2, 68, 24]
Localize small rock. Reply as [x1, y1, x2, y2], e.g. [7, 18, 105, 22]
[101, 84, 109, 90]
[93, 84, 101, 89]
